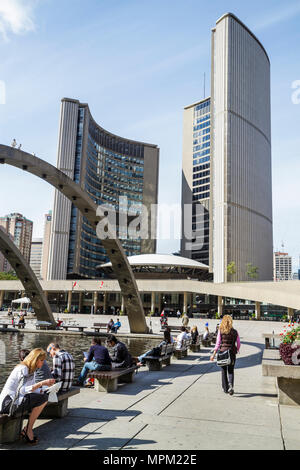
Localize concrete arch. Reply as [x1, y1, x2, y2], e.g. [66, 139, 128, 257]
[0, 227, 56, 326]
[0, 144, 147, 333]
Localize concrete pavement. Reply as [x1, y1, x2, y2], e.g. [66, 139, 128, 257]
[1, 319, 300, 450]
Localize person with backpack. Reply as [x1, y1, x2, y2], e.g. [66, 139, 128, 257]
[210, 315, 241, 395]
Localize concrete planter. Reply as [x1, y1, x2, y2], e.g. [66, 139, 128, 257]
[279, 343, 300, 365]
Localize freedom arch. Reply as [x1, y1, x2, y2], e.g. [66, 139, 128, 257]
[0, 144, 147, 333]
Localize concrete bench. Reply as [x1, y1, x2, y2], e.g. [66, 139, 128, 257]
[93, 323, 108, 332]
[174, 339, 192, 359]
[62, 325, 87, 333]
[88, 366, 138, 393]
[262, 348, 300, 406]
[262, 333, 281, 349]
[160, 325, 189, 333]
[36, 322, 54, 331]
[0, 323, 9, 329]
[190, 336, 201, 353]
[0, 387, 80, 444]
[144, 343, 175, 371]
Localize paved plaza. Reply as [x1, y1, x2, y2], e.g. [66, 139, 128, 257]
[1, 318, 300, 450]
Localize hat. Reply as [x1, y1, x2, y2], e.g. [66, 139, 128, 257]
[205, 322, 209, 327]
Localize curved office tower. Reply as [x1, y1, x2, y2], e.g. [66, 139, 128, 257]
[48, 98, 159, 280]
[211, 13, 273, 282]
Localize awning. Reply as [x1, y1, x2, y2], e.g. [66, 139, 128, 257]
[11, 297, 31, 304]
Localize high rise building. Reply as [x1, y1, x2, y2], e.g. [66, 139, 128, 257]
[274, 252, 292, 281]
[41, 210, 52, 280]
[48, 98, 159, 280]
[0, 213, 33, 263]
[181, 98, 211, 266]
[181, 13, 273, 282]
[30, 238, 43, 279]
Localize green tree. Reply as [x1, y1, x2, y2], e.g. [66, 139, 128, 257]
[0, 271, 18, 280]
[227, 261, 237, 281]
[246, 263, 259, 280]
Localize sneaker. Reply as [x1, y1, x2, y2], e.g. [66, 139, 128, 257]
[228, 386, 234, 396]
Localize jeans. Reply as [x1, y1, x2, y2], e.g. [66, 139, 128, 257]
[78, 360, 111, 384]
[221, 358, 236, 392]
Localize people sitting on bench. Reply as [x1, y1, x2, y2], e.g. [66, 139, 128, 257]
[137, 330, 173, 366]
[203, 323, 210, 341]
[106, 334, 133, 368]
[176, 327, 190, 349]
[107, 318, 114, 333]
[0, 348, 55, 445]
[47, 343, 75, 392]
[191, 326, 199, 345]
[111, 318, 121, 333]
[76, 337, 112, 386]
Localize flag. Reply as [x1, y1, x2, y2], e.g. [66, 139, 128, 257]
[100, 281, 104, 288]
[73, 281, 77, 288]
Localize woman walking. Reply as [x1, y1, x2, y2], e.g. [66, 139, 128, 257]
[0, 348, 55, 445]
[210, 315, 240, 395]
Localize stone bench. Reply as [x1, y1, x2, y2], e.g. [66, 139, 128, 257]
[174, 339, 192, 359]
[160, 325, 190, 333]
[93, 323, 108, 332]
[87, 366, 138, 393]
[144, 343, 175, 371]
[0, 387, 80, 444]
[262, 348, 300, 406]
[0, 323, 9, 329]
[62, 325, 87, 333]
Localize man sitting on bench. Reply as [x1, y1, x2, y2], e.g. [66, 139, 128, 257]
[76, 337, 112, 386]
[176, 327, 189, 349]
[137, 330, 173, 366]
[47, 343, 75, 393]
[111, 318, 121, 333]
[106, 334, 133, 368]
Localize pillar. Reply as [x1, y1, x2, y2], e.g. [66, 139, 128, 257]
[121, 296, 125, 315]
[0, 291, 4, 309]
[103, 293, 107, 314]
[44, 291, 48, 299]
[288, 308, 294, 322]
[67, 290, 72, 313]
[183, 292, 188, 314]
[78, 292, 83, 313]
[255, 302, 261, 320]
[151, 292, 155, 314]
[93, 292, 98, 313]
[218, 296, 223, 318]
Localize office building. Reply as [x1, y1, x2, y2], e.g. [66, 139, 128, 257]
[30, 238, 43, 279]
[48, 98, 159, 280]
[274, 252, 292, 281]
[0, 213, 33, 263]
[181, 13, 273, 282]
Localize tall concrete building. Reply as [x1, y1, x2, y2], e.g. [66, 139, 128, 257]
[48, 98, 159, 280]
[274, 252, 292, 281]
[0, 213, 33, 264]
[30, 238, 43, 279]
[182, 13, 273, 283]
[41, 210, 52, 280]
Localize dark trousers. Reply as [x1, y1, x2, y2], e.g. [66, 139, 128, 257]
[221, 358, 236, 391]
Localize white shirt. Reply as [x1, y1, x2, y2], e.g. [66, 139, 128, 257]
[176, 332, 189, 349]
[0, 364, 40, 410]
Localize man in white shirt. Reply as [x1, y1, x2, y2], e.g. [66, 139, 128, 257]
[176, 327, 189, 349]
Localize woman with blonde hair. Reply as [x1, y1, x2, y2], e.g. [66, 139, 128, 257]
[210, 315, 240, 395]
[0, 348, 55, 445]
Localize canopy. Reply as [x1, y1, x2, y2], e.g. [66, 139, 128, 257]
[11, 297, 31, 304]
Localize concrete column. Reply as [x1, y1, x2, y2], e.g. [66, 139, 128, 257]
[255, 302, 261, 320]
[44, 291, 48, 299]
[183, 292, 188, 314]
[151, 292, 156, 314]
[121, 296, 125, 315]
[218, 296, 223, 318]
[103, 293, 107, 314]
[0, 291, 4, 309]
[288, 308, 294, 322]
[93, 292, 98, 312]
[67, 290, 72, 312]
[78, 292, 83, 313]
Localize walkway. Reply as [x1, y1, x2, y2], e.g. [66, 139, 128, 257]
[1, 320, 300, 450]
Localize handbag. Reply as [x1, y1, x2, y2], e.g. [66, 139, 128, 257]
[216, 349, 232, 367]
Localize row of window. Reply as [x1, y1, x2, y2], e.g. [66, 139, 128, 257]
[193, 184, 210, 194]
[193, 120, 210, 132]
[193, 178, 210, 187]
[193, 192, 210, 201]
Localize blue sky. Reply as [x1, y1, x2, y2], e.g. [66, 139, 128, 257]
[0, 0, 299, 268]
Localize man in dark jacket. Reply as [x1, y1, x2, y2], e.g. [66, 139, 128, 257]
[106, 334, 133, 369]
[76, 337, 112, 386]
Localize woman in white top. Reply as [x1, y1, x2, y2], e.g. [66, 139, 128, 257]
[0, 348, 55, 445]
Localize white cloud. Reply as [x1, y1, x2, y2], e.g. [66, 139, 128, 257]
[0, 0, 38, 41]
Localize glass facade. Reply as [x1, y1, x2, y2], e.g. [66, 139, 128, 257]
[67, 108, 146, 279]
[191, 98, 211, 265]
